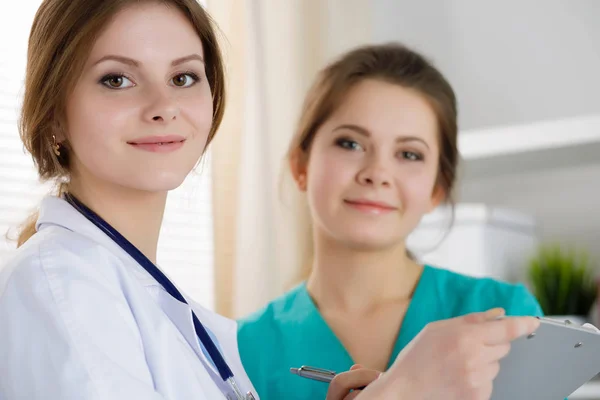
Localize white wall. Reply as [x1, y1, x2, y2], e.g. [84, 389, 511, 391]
[372, 0, 600, 131]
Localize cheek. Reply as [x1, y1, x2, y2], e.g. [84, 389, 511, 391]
[400, 168, 438, 211]
[181, 88, 214, 143]
[67, 89, 137, 141]
[307, 151, 354, 196]
[305, 151, 359, 229]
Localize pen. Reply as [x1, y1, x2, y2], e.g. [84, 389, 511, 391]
[290, 366, 367, 390]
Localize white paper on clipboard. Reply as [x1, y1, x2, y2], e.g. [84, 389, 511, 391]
[491, 317, 600, 400]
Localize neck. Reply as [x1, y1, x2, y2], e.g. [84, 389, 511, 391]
[306, 230, 422, 313]
[67, 176, 167, 264]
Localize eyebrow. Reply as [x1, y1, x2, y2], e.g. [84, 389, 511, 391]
[332, 124, 430, 149]
[92, 53, 204, 67]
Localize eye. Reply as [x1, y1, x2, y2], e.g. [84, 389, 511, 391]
[171, 72, 200, 88]
[400, 151, 424, 161]
[335, 138, 363, 151]
[100, 74, 135, 89]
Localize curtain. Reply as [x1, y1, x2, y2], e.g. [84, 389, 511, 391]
[207, 0, 373, 318]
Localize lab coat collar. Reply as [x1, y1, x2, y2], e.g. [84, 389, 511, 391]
[36, 195, 158, 288]
[36, 195, 225, 380]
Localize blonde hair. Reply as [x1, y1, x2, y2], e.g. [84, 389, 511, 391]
[14, 0, 226, 246]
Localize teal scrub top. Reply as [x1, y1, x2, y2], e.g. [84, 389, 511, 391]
[237, 265, 544, 400]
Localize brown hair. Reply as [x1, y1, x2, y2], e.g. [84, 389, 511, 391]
[15, 0, 226, 246]
[288, 42, 459, 203]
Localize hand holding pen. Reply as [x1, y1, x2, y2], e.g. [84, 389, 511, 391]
[291, 308, 540, 400]
[325, 365, 381, 400]
[290, 364, 379, 399]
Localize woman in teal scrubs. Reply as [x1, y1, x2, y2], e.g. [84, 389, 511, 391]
[237, 42, 543, 400]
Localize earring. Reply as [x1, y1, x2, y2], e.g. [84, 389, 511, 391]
[52, 135, 61, 157]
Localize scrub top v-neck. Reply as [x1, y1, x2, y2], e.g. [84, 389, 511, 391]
[237, 265, 543, 400]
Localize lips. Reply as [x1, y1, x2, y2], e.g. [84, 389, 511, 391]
[127, 135, 186, 153]
[127, 135, 185, 145]
[344, 198, 398, 214]
[345, 199, 397, 209]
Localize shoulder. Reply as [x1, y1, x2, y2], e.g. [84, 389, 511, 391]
[0, 226, 140, 350]
[0, 226, 123, 298]
[236, 284, 310, 397]
[236, 284, 309, 359]
[237, 283, 308, 335]
[0, 226, 137, 333]
[425, 265, 543, 317]
[0, 227, 153, 399]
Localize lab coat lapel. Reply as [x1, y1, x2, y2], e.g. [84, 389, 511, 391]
[35, 196, 240, 399]
[154, 289, 212, 364]
[40, 197, 213, 365]
[154, 290, 241, 399]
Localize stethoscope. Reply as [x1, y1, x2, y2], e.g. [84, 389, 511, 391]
[64, 193, 256, 400]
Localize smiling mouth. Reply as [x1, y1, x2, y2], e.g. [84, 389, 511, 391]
[344, 199, 398, 214]
[127, 137, 186, 153]
[135, 140, 181, 145]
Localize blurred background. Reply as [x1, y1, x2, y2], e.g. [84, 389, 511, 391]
[208, 0, 600, 322]
[1, 2, 599, 395]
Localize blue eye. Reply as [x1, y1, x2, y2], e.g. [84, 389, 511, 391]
[335, 138, 363, 151]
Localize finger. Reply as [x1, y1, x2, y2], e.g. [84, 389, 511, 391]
[462, 308, 506, 324]
[583, 323, 600, 332]
[342, 390, 362, 400]
[350, 364, 364, 371]
[472, 362, 501, 385]
[335, 369, 380, 388]
[482, 316, 540, 345]
[431, 308, 505, 330]
[480, 343, 511, 364]
[472, 383, 494, 400]
[326, 369, 381, 399]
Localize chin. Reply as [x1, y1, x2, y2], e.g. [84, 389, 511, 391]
[336, 231, 402, 252]
[126, 173, 188, 193]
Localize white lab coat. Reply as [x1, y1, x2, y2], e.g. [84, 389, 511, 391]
[0, 196, 258, 400]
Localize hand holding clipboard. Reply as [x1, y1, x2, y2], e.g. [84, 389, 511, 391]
[491, 316, 600, 399]
[365, 308, 540, 400]
[295, 308, 540, 400]
[296, 310, 600, 400]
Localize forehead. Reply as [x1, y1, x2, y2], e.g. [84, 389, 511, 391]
[327, 79, 439, 143]
[88, 2, 205, 64]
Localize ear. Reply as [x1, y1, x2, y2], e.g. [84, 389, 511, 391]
[289, 149, 308, 192]
[428, 184, 447, 212]
[53, 119, 67, 143]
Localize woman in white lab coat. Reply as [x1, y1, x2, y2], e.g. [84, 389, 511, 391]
[0, 0, 539, 399]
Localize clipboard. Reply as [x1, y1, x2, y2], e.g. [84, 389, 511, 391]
[492, 317, 600, 400]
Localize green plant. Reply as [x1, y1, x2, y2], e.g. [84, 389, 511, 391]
[527, 244, 597, 316]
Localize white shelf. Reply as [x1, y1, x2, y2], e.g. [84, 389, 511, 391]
[458, 114, 600, 180]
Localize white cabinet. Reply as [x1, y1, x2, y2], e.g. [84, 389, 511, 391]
[407, 203, 538, 282]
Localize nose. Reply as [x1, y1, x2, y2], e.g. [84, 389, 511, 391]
[142, 88, 180, 123]
[357, 155, 392, 187]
